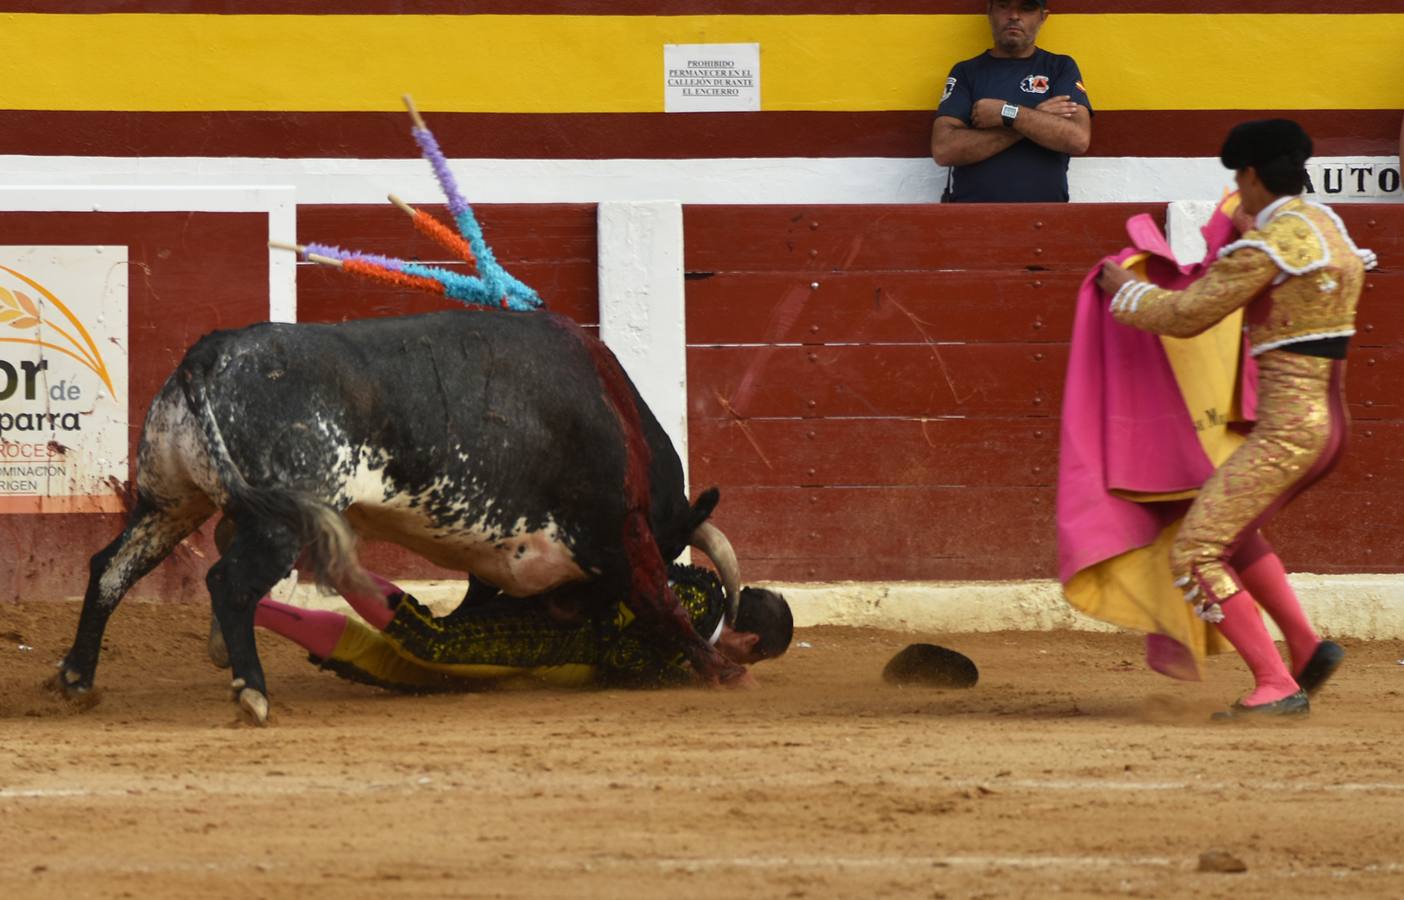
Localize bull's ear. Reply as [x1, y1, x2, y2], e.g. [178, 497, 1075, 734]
[691, 486, 721, 522]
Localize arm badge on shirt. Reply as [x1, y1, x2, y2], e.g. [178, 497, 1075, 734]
[942, 77, 956, 102]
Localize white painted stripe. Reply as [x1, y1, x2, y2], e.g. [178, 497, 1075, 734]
[1, 156, 1398, 206]
[0, 185, 298, 323]
[597, 201, 689, 493]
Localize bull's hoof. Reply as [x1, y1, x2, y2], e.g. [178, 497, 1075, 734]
[207, 617, 230, 669]
[230, 678, 270, 725]
[43, 667, 101, 708]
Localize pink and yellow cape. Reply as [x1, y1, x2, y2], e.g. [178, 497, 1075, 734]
[1057, 196, 1257, 679]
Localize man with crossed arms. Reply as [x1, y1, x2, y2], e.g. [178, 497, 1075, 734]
[931, 0, 1092, 203]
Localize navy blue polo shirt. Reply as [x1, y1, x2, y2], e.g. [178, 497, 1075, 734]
[936, 48, 1092, 202]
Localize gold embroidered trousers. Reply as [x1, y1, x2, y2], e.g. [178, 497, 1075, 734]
[1172, 350, 1348, 617]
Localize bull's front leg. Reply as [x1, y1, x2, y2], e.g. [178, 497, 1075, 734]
[620, 511, 754, 688]
[207, 518, 301, 724]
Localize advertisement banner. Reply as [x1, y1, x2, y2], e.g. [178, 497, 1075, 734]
[0, 246, 128, 513]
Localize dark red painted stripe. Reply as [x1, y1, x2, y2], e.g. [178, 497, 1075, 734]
[5, 2, 1404, 13]
[1, 109, 1397, 159]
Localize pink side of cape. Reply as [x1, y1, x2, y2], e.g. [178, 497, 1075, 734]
[1055, 210, 1256, 584]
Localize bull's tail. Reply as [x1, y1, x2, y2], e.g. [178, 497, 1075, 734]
[177, 357, 367, 594]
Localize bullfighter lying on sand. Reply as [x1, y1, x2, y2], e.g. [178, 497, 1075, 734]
[212, 509, 793, 692]
[250, 565, 791, 692]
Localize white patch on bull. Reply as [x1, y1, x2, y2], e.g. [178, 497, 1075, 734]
[137, 382, 226, 507]
[337, 452, 585, 596]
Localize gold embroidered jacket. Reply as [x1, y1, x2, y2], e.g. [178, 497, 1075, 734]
[1110, 198, 1376, 355]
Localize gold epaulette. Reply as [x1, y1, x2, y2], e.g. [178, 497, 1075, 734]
[1219, 198, 1329, 275]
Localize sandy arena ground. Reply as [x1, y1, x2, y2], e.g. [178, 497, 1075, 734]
[3, 598, 1404, 899]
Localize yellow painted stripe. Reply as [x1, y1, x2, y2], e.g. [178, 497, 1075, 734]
[2, 14, 1401, 112]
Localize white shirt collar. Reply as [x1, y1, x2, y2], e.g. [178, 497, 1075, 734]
[1255, 195, 1295, 230]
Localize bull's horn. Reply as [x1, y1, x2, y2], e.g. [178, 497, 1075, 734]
[690, 521, 741, 624]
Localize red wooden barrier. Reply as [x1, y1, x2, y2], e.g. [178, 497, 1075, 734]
[9, 200, 1396, 600]
[686, 202, 1404, 582]
[297, 204, 599, 326]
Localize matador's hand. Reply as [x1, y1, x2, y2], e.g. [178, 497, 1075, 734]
[1231, 205, 1256, 236]
[1096, 260, 1140, 296]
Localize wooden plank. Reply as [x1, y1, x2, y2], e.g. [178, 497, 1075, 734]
[1342, 343, 1404, 420]
[1333, 205, 1404, 258]
[709, 485, 1057, 581]
[1266, 489, 1404, 574]
[703, 478, 1404, 584]
[1354, 271, 1404, 348]
[297, 203, 598, 263]
[687, 344, 1064, 419]
[1339, 424, 1404, 491]
[683, 203, 1165, 273]
[685, 270, 1080, 345]
[689, 418, 1404, 493]
[296, 202, 599, 325]
[689, 417, 1058, 489]
[687, 340, 1404, 421]
[297, 261, 598, 325]
[686, 269, 1404, 349]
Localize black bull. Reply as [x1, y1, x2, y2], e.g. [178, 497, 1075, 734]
[51, 309, 751, 721]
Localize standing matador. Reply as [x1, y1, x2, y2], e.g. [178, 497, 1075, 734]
[1096, 119, 1376, 719]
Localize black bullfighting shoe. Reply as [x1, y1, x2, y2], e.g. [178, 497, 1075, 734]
[1295, 641, 1345, 696]
[1211, 690, 1310, 722]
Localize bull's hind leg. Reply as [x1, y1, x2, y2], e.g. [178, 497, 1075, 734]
[54, 496, 213, 700]
[205, 517, 300, 724]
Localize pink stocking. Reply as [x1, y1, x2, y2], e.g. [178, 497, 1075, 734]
[255, 600, 349, 659]
[1233, 534, 1320, 676]
[254, 571, 406, 648]
[335, 571, 406, 631]
[1214, 591, 1300, 706]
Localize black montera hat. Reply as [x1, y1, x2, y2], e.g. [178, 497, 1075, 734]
[1220, 119, 1313, 170]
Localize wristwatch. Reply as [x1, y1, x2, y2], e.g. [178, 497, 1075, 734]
[1001, 103, 1020, 128]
